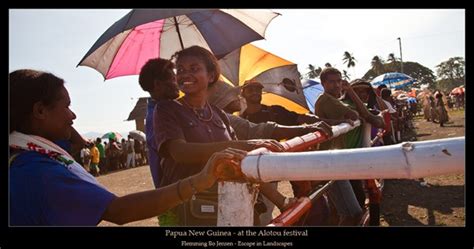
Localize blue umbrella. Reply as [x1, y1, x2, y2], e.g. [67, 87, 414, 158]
[370, 72, 417, 90]
[302, 79, 324, 114]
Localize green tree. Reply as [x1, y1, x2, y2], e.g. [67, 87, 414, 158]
[305, 64, 322, 79]
[385, 53, 401, 72]
[363, 60, 436, 90]
[436, 79, 459, 92]
[387, 53, 396, 63]
[342, 70, 351, 81]
[402, 62, 437, 89]
[435, 57, 465, 90]
[343, 51, 356, 77]
[342, 51, 356, 68]
[371, 56, 385, 76]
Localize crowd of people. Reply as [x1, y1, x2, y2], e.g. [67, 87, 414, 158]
[9, 44, 463, 227]
[420, 88, 464, 127]
[77, 136, 149, 176]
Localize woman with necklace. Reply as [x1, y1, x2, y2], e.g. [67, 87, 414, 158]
[9, 69, 248, 226]
[153, 46, 285, 226]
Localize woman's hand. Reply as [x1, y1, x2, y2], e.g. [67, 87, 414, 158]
[341, 79, 351, 90]
[196, 148, 248, 190]
[246, 139, 285, 152]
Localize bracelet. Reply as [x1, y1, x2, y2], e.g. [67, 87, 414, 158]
[176, 180, 185, 202]
[188, 178, 197, 201]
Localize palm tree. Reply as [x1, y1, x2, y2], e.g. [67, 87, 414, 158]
[387, 53, 400, 72]
[387, 53, 396, 63]
[342, 70, 351, 81]
[343, 51, 356, 68]
[306, 64, 322, 79]
[371, 56, 385, 76]
[343, 51, 357, 78]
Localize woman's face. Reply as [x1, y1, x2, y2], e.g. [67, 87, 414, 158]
[176, 55, 214, 96]
[354, 87, 371, 103]
[40, 86, 76, 141]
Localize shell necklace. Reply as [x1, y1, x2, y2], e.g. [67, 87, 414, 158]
[181, 97, 213, 122]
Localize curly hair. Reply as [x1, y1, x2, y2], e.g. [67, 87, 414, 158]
[138, 58, 175, 92]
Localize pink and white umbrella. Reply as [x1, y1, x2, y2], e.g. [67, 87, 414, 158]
[78, 9, 279, 80]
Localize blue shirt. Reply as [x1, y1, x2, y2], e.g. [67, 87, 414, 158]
[54, 139, 71, 153]
[9, 150, 116, 226]
[146, 98, 161, 188]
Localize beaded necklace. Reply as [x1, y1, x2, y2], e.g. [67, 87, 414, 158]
[181, 97, 214, 122]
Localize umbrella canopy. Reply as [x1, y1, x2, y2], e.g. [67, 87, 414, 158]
[301, 79, 324, 114]
[451, 86, 465, 95]
[129, 130, 146, 142]
[102, 131, 123, 141]
[78, 9, 280, 80]
[218, 44, 307, 113]
[370, 72, 417, 90]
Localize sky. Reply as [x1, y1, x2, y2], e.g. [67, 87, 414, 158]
[9, 9, 465, 136]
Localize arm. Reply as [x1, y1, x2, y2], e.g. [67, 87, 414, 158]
[316, 93, 359, 123]
[342, 81, 385, 128]
[297, 113, 352, 126]
[271, 121, 333, 140]
[163, 138, 284, 165]
[295, 113, 319, 125]
[102, 148, 247, 225]
[227, 114, 277, 140]
[375, 95, 389, 111]
[342, 80, 372, 119]
[260, 182, 287, 210]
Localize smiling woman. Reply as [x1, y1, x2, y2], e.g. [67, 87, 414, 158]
[9, 9, 465, 137]
[8, 68, 249, 226]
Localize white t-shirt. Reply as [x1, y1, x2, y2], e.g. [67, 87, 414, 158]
[383, 99, 397, 114]
[80, 148, 91, 163]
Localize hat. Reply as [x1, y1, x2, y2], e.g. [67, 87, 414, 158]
[208, 81, 241, 109]
[350, 79, 372, 89]
[242, 79, 264, 90]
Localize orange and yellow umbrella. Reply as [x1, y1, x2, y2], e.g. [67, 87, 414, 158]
[218, 44, 308, 114]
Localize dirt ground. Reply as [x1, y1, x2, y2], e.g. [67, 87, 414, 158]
[97, 109, 465, 227]
[379, 109, 465, 226]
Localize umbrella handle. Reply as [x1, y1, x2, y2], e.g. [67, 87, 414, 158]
[173, 17, 184, 49]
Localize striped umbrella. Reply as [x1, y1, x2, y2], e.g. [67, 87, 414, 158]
[370, 72, 417, 90]
[218, 44, 307, 113]
[78, 9, 279, 80]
